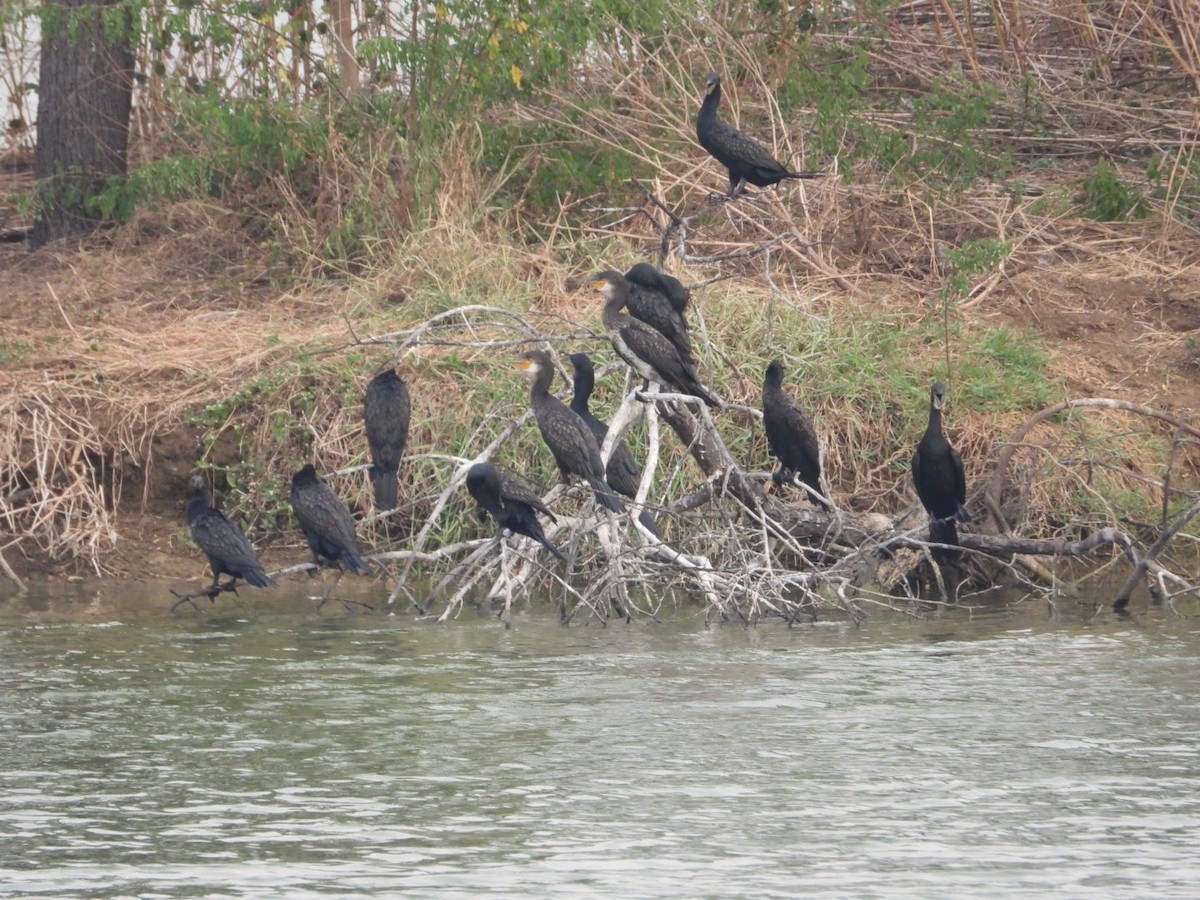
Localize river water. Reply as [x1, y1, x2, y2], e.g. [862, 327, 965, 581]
[1, 586, 1198, 898]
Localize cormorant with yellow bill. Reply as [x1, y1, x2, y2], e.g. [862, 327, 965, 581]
[518, 349, 624, 513]
[595, 270, 720, 408]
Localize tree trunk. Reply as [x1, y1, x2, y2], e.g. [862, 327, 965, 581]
[31, 0, 134, 248]
[328, 0, 360, 91]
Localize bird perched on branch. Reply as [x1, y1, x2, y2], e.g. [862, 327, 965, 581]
[466, 461, 566, 561]
[623, 263, 693, 367]
[595, 270, 720, 408]
[185, 475, 275, 598]
[911, 382, 971, 554]
[567, 352, 662, 538]
[289, 464, 374, 574]
[696, 70, 819, 199]
[762, 361, 830, 511]
[518, 349, 624, 513]
[363, 366, 411, 511]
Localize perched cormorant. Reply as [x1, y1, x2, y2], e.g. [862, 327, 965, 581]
[363, 367, 411, 511]
[911, 382, 971, 550]
[696, 71, 818, 199]
[289, 464, 374, 574]
[186, 475, 275, 597]
[567, 352, 663, 538]
[624, 263, 693, 366]
[466, 461, 566, 561]
[518, 349, 623, 513]
[762, 361, 830, 511]
[595, 270, 720, 408]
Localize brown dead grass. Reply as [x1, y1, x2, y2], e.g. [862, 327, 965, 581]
[2, 3, 1200, 581]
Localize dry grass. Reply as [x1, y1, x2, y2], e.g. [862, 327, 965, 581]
[2, 2, 1200, 588]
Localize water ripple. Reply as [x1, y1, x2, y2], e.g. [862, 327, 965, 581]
[2, 607, 1199, 897]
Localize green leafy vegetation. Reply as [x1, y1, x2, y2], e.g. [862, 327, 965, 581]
[5, 0, 1198, 577]
[182, 358, 363, 533]
[941, 238, 1013, 301]
[1079, 163, 1148, 221]
[782, 46, 1011, 187]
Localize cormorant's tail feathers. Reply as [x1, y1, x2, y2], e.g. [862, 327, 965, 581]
[343, 553, 377, 576]
[244, 568, 277, 589]
[537, 535, 568, 562]
[927, 517, 960, 548]
[636, 509, 664, 540]
[692, 383, 721, 408]
[369, 466, 399, 511]
[589, 478, 625, 513]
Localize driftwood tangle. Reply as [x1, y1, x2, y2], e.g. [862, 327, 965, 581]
[228, 297, 1200, 626]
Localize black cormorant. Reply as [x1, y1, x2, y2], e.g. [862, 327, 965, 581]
[911, 382, 971, 549]
[567, 352, 663, 538]
[696, 71, 818, 199]
[518, 349, 624, 513]
[289, 464, 374, 574]
[762, 361, 830, 511]
[363, 367, 411, 511]
[186, 475, 275, 597]
[624, 263, 693, 366]
[466, 461, 566, 561]
[595, 270, 720, 408]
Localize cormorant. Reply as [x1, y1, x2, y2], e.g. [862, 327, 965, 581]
[624, 263, 693, 366]
[911, 382, 971, 550]
[466, 461, 566, 561]
[696, 71, 819, 199]
[363, 367, 411, 511]
[567, 352, 663, 538]
[518, 349, 624, 513]
[289, 464, 374, 574]
[595, 270, 720, 408]
[762, 361, 830, 511]
[186, 475, 275, 597]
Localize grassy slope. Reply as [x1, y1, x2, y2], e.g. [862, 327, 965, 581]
[2, 11, 1199, 583]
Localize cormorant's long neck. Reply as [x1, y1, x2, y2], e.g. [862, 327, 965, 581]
[185, 491, 209, 525]
[529, 364, 554, 400]
[763, 364, 786, 403]
[570, 367, 594, 417]
[698, 85, 721, 122]
[601, 292, 628, 330]
[927, 402, 943, 436]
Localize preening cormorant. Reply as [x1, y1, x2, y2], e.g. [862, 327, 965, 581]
[289, 464, 374, 574]
[762, 361, 830, 511]
[911, 382, 971, 550]
[466, 461, 566, 561]
[186, 475, 275, 597]
[595, 270, 720, 408]
[567, 352, 663, 538]
[363, 367, 411, 511]
[518, 349, 624, 513]
[623, 263, 693, 366]
[696, 71, 818, 199]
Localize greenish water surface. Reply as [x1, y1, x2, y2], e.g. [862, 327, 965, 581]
[1, 586, 1197, 898]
